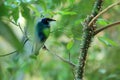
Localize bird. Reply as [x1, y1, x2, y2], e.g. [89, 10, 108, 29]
[33, 18, 56, 56]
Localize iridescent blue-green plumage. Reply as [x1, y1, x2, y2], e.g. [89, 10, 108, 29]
[36, 19, 50, 42]
[33, 18, 55, 55]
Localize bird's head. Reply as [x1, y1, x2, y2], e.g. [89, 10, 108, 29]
[41, 18, 56, 24]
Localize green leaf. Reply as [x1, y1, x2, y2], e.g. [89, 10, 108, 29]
[74, 19, 84, 25]
[57, 11, 77, 15]
[0, 21, 22, 50]
[98, 36, 118, 46]
[69, 0, 75, 4]
[28, 4, 40, 17]
[0, 3, 9, 17]
[97, 19, 108, 26]
[20, 3, 31, 20]
[68, 0, 75, 5]
[67, 40, 74, 50]
[12, 7, 19, 22]
[69, 0, 75, 3]
[35, 0, 47, 10]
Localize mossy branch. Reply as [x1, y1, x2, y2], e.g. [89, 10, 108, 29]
[76, 0, 103, 80]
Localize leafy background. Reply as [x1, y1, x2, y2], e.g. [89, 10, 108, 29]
[0, 0, 120, 80]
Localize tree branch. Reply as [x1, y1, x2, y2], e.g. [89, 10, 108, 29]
[0, 51, 17, 57]
[53, 52, 76, 68]
[76, 0, 103, 80]
[0, 38, 29, 57]
[88, 1, 120, 26]
[94, 21, 120, 35]
[44, 46, 76, 68]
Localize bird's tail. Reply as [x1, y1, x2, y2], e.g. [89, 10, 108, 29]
[33, 41, 44, 56]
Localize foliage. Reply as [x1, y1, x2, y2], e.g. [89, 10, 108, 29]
[0, 0, 120, 80]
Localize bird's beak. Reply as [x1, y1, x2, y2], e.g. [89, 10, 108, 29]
[49, 18, 56, 21]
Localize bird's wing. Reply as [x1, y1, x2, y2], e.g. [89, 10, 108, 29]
[33, 38, 44, 55]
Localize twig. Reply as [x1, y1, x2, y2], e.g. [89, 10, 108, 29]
[94, 21, 120, 35]
[53, 52, 75, 68]
[0, 38, 29, 57]
[18, 23, 24, 34]
[88, 1, 120, 26]
[9, 20, 19, 26]
[43, 46, 76, 78]
[44, 46, 76, 68]
[0, 51, 17, 57]
[0, 20, 29, 57]
[9, 20, 24, 35]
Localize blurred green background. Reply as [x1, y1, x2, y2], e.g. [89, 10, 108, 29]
[0, 0, 120, 80]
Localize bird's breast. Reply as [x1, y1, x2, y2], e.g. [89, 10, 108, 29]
[36, 22, 50, 42]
